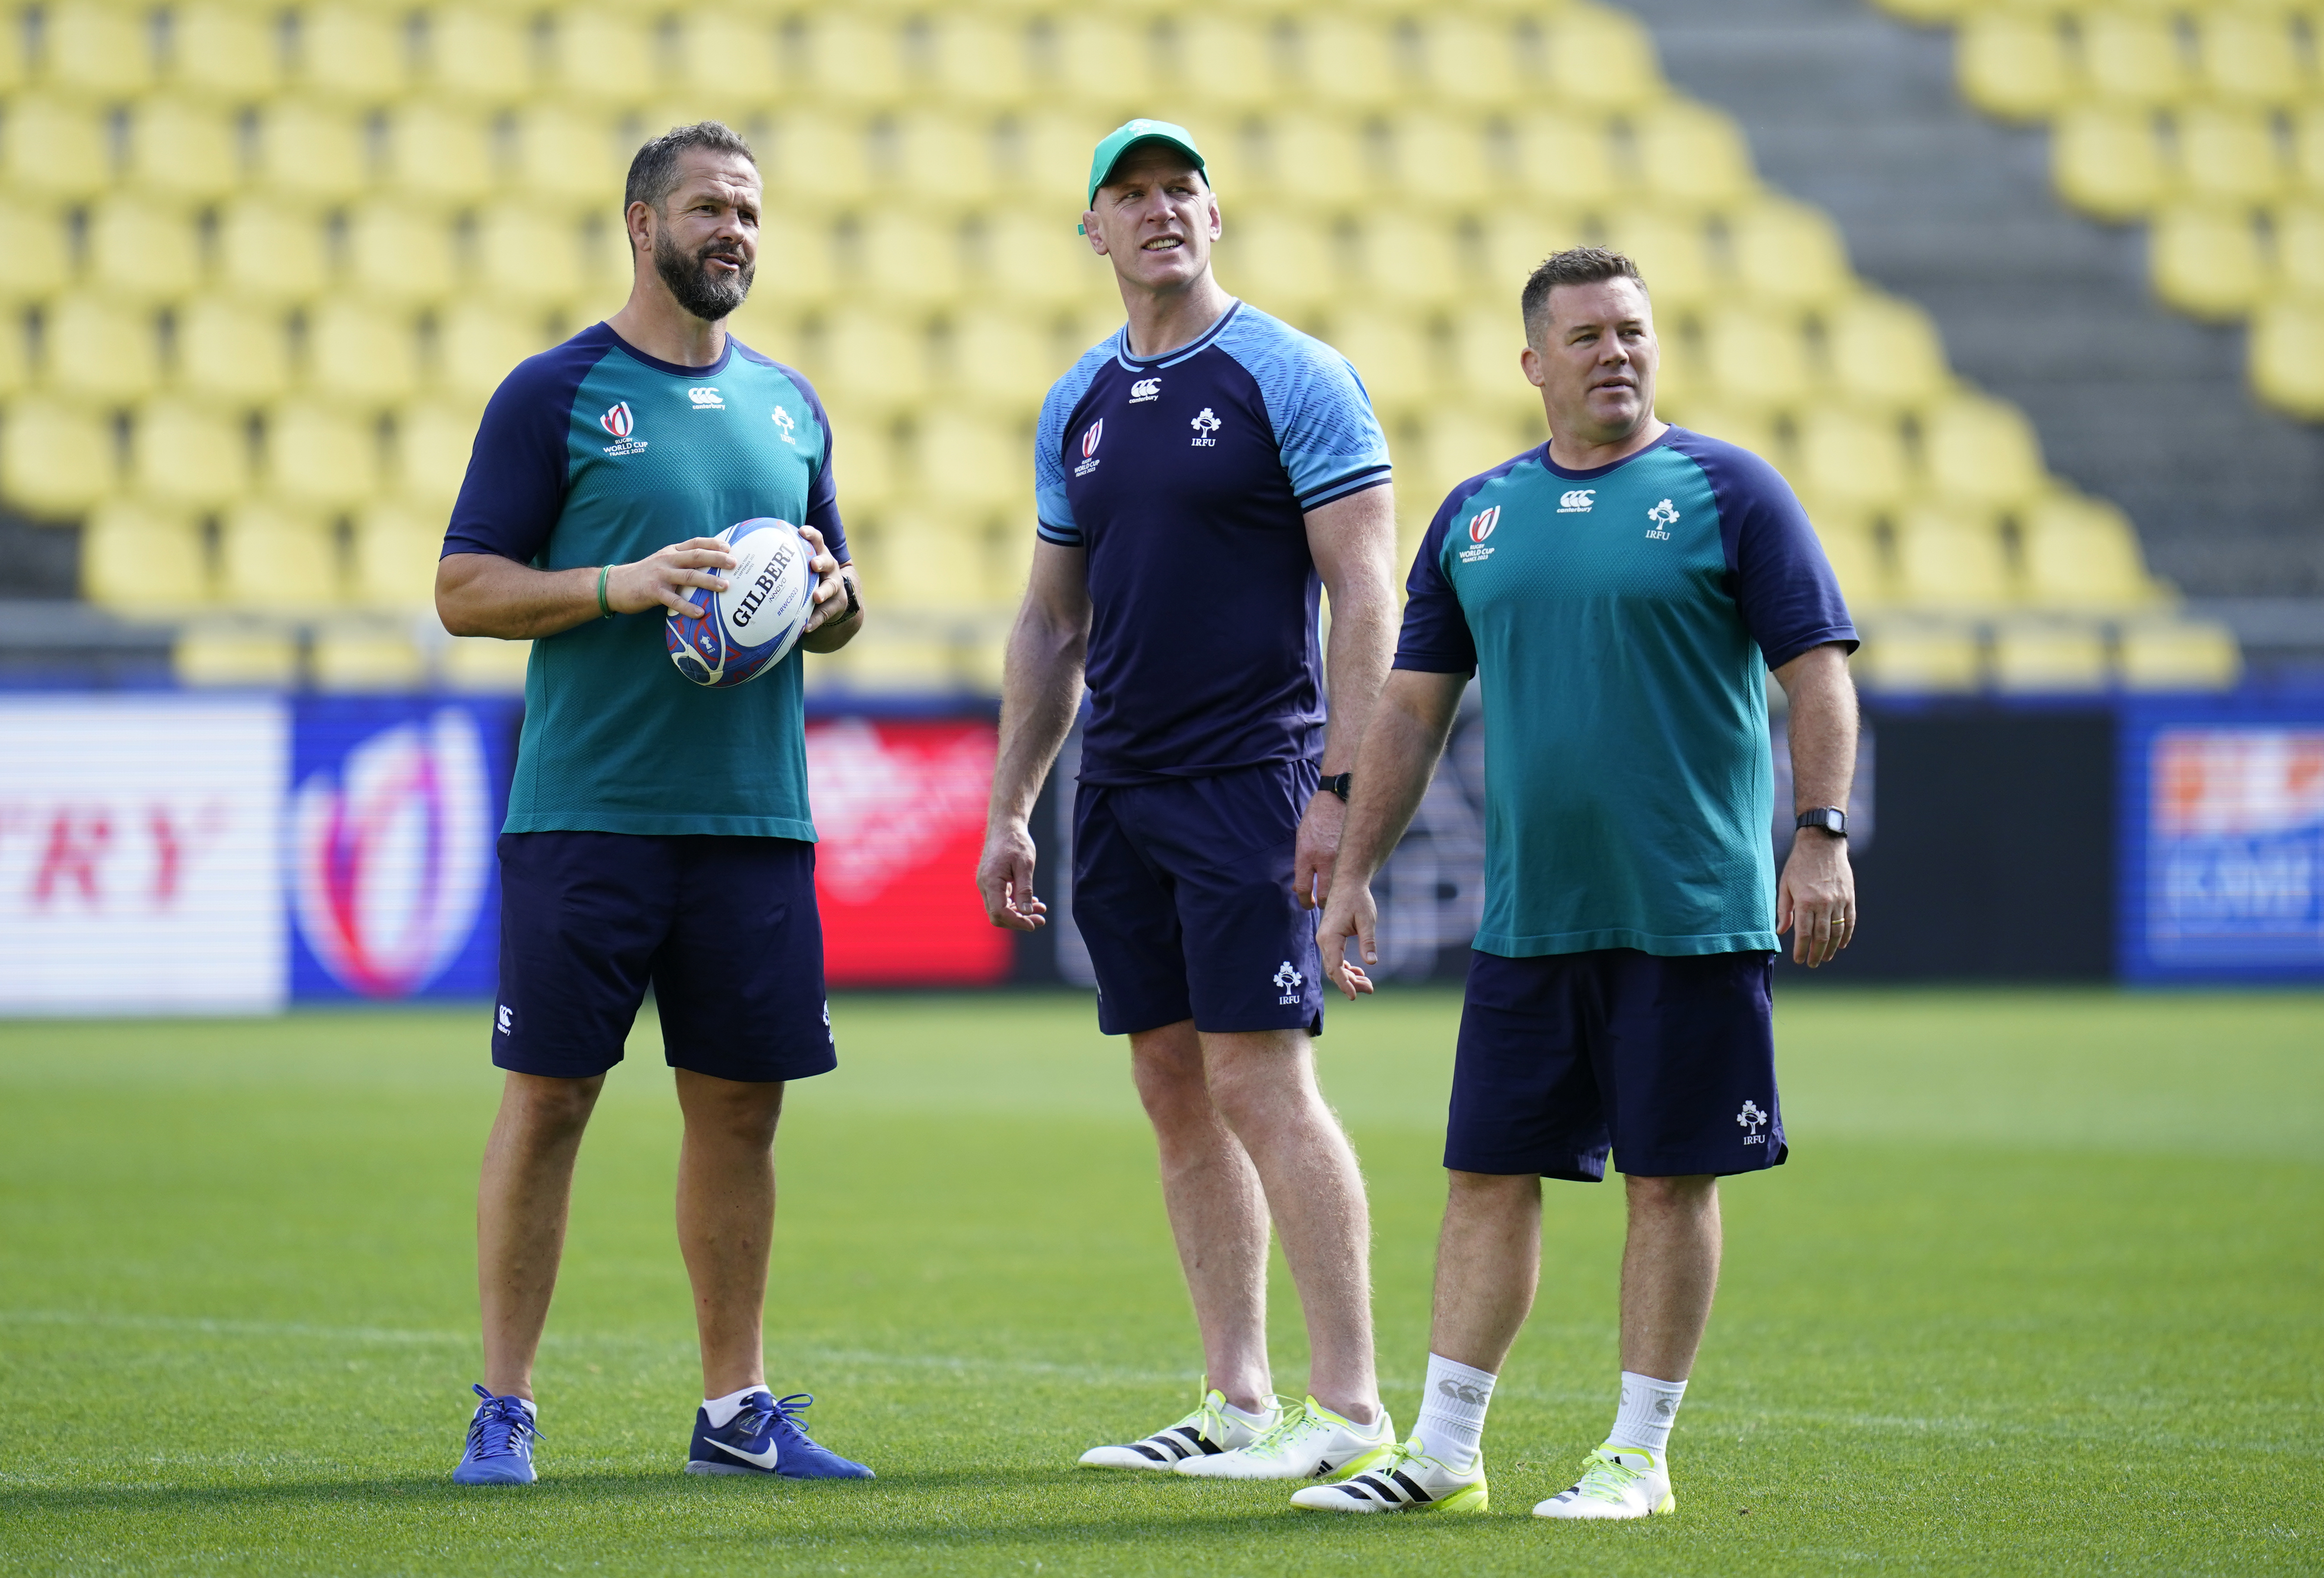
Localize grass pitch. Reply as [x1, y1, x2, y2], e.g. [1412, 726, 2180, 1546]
[1, 987, 2318, 1575]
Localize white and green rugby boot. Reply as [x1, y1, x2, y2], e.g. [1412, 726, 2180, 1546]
[1532, 1444, 1676, 1520]
[1078, 1388, 1279, 1471]
[1289, 1437, 1488, 1513]
[1174, 1396, 1395, 1481]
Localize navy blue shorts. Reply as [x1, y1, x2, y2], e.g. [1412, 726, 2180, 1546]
[1071, 760, 1326, 1037]
[1445, 948, 1783, 1182]
[491, 832, 837, 1084]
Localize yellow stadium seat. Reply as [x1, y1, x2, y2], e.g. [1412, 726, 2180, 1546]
[0, 311, 23, 397]
[345, 201, 459, 307]
[940, 310, 1056, 409]
[512, 107, 634, 213]
[441, 635, 532, 692]
[921, 13, 1038, 108]
[912, 410, 1023, 511]
[83, 502, 211, 611]
[313, 625, 429, 689]
[794, 13, 907, 108]
[126, 98, 242, 202]
[1541, 6, 1665, 111]
[255, 101, 372, 204]
[1244, 114, 1371, 203]
[969, 208, 1106, 314]
[382, 104, 497, 207]
[818, 402, 898, 513]
[0, 202, 72, 303]
[1298, 15, 1405, 108]
[437, 301, 556, 403]
[2278, 201, 2324, 294]
[1852, 621, 1982, 691]
[1864, 0, 1979, 20]
[1730, 199, 1855, 309]
[393, 399, 482, 508]
[1814, 520, 1890, 612]
[850, 210, 963, 309]
[1700, 304, 1814, 409]
[1665, 398, 1780, 461]
[2197, 10, 2306, 105]
[1324, 312, 1440, 414]
[1047, 16, 1163, 111]
[2118, 618, 2241, 690]
[1214, 211, 1344, 319]
[1894, 504, 2014, 608]
[549, 7, 657, 108]
[1416, 404, 1543, 497]
[813, 310, 930, 410]
[45, 295, 163, 401]
[760, 111, 876, 207]
[864, 512, 991, 612]
[2176, 104, 2284, 206]
[1357, 218, 1466, 312]
[0, 96, 111, 200]
[669, 10, 781, 114]
[2080, 10, 2191, 106]
[469, 210, 586, 311]
[1632, 102, 1756, 209]
[1957, 11, 2072, 122]
[87, 200, 201, 304]
[1173, 14, 1282, 113]
[216, 200, 330, 302]
[265, 405, 383, 510]
[2251, 295, 2324, 416]
[1480, 211, 1592, 298]
[1385, 113, 1499, 208]
[175, 624, 299, 685]
[2053, 104, 2167, 221]
[1826, 293, 1951, 406]
[2149, 202, 2266, 320]
[2019, 491, 2160, 609]
[218, 499, 339, 606]
[1795, 406, 1912, 512]
[1505, 111, 1618, 208]
[170, 3, 280, 99]
[1602, 208, 1717, 309]
[42, 0, 155, 96]
[306, 300, 422, 405]
[2, 398, 116, 518]
[176, 296, 294, 403]
[1921, 392, 2047, 508]
[301, 2, 411, 99]
[428, 10, 534, 106]
[2292, 107, 2324, 201]
[1992, 621, 2109, 691]
[883, 110, 1001, 206]
[131, 399, 252, 510]
[1423, 16, 1537, 110]
[992, 111, 1113, 200]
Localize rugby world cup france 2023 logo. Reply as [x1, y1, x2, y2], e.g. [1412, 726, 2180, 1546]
[290, 709, 493, 998]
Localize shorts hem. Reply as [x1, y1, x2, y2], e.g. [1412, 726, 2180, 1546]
[1444, 1148, 1608, 1184]
[493, 1045, 625, 1080]
[1474, 930, 1780, 958]
[1612, 1142, 1788, 1178]
[664, 1049, 838, 1083]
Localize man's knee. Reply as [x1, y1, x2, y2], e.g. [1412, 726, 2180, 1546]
[677, 1070, 785, 1147]
[1198, 1030, 1313, 1133]
[1130, 1021, 1208, 1117]
[1625, 1173, 1717, 1216]
[502, 1071, 603, 1137]
[1445, 1169, 1540, 1219]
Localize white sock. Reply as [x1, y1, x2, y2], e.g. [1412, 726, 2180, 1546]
[1222, 1397, 1273, 1427]
[1412, 1353, 1496, 1469]
[1607, 1371, 1686, 1457]
[702, 1384, 765, 1428]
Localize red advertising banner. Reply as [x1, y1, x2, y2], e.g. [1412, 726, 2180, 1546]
[806, 717, 1012, 987]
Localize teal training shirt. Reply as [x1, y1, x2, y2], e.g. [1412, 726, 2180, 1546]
[1393, 428, 1856, 958]
[441, 322, 845, 839]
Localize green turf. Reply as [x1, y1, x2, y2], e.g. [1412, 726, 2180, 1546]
[1, 988, 2319, 1575]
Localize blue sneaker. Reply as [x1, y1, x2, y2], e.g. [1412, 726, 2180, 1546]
[686, 1390, 874, 1479]
[453, 1384, 539, 1485]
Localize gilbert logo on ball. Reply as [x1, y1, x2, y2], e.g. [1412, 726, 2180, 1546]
[665, 519, 817, 688]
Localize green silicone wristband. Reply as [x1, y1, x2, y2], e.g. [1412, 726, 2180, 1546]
[596, 563, 614, 619]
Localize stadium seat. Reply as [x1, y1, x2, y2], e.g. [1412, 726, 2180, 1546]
[300, 3, 411, 99]
[2196, 9, 2306, 105]
[1730, 198, 1855, 309]
[823, 403, 900, 514]
[1045, 16, 1162, 111]
[1480, 210, 1591, 299]
[1507, 111, 1618, 208]
[0, 311, 22, 397]
[2052, 104, 2168, 221]
[0, 96, 112, 200]
[549, 8, 659, 108]
[913, 410, 1026, 512]
[45, 294, 163, 401]
[673, 9, 784, 113]
[922, 13, 1040, 109]
[1894, 504, 2015, 608]
[42, 0, 155, 97]
[1701, 304, 1814, 409]
[0, 202, 72, 303]
[81, 500, 210, 611]
[255, 100, 372, 204]
[3, 398, 115, 518]
[793, 13, 909, 108]
[2019, 491, 2161, 609]
[2176, 105, 2284, 206]
[1604, 208, 1718, 309]
[440, 634, 532, 691]
[126, 98, 242, 202]
[1246, 115, 1373, 204]
[170, 3, 284, 100]
[812, 310, 931, 410]
[216, 200, 331, 302]
[940, 309, 1058, 408]
[472, 210, 586, 311]
[2149, 202, 2267, 320]
[761, 111, 877, 207]
[1632, 103, 1756, 209]
[2274, 201, 2324, 296]
[383, 104, 497, 207]
[87, 199, 202, 305]
[1540, 6, 1666, 111]
[131, 399, 252, 510]
[1795, 406, 1912, 512]
[435, 301, 553, 404]
[1356, 217, 1467, 312]
[1214, 211, 1345, 319]
[174, 624, 300, 686]
[218, 499, 339, 606]
[505, 105, 632, 211]
[1920, 393, 2048, 508]
[306, 300, 422, 406]
[427, 10, 535, 107]
[1957, 11, 2072, 122]
[1826, 293, 1951, 406]
[1423, 16, 1536, 110]
[1812, 518, 1889, 611]
[1990, 620, 2110, 691]
[312, 625, 428, 689]
[1172, 14, 1283, 113]
[346, 201, 459, 308]
[863, 511, 991, 612]
[1851, 620, 1982, 691]
[175, 296, 293, 404]
[392, 400, 482, 509]
[1418, 404, 1545, 496]
[2080, 10, 2192, 106]
[2118, 617, 2241, 689]
[856, 208, 969, 309]
[2250, 296, 2324, 417]
[1298, 15, 1406, 108]
[1387, 112, 1501, 208]
[264, 406, 382, 511]
[1666, 398, 1780, 462]
[1324, 311, 1440, 415]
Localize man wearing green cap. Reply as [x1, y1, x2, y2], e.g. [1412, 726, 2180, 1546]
[978, 120, 1404, 1481]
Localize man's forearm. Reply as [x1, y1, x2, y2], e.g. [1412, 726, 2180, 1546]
[987, 607, 1087, 828]
[1782, 648, 1859, 811]
[1337, 671, 1464, 886]
[438, 557, 604, 641]
[1319, 591, 1397, 774]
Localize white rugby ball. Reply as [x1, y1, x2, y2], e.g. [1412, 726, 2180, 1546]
[664, 519, 817, 688]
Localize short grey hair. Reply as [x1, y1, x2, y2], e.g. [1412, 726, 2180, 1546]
[625, 121, 756, 214]
[1521, 247, 1648, 345]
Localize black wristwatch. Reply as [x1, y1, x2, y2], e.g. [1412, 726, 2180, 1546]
[1320, 773, 1352, 802]
[1795, 806, 1847, 838]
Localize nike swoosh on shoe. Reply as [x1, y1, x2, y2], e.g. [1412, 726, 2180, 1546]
[709, 1438, 781, 1470]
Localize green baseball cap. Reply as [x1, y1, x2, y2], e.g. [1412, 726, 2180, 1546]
[1079, 118, 1207, 232]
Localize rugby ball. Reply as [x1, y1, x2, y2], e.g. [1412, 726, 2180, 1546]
[664, 519, 816, 688]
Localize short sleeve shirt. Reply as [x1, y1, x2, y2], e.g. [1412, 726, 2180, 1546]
[1394, 427, 1857, 958]
[1034, 302, 1391, 785]
[442, 322, 845, 839]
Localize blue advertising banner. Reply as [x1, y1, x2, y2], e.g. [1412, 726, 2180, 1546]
[2120, 696, 2324, 983]
[287, 696, 522, 1003]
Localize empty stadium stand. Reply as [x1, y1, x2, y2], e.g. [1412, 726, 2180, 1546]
[0, 0, 2248, 694]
